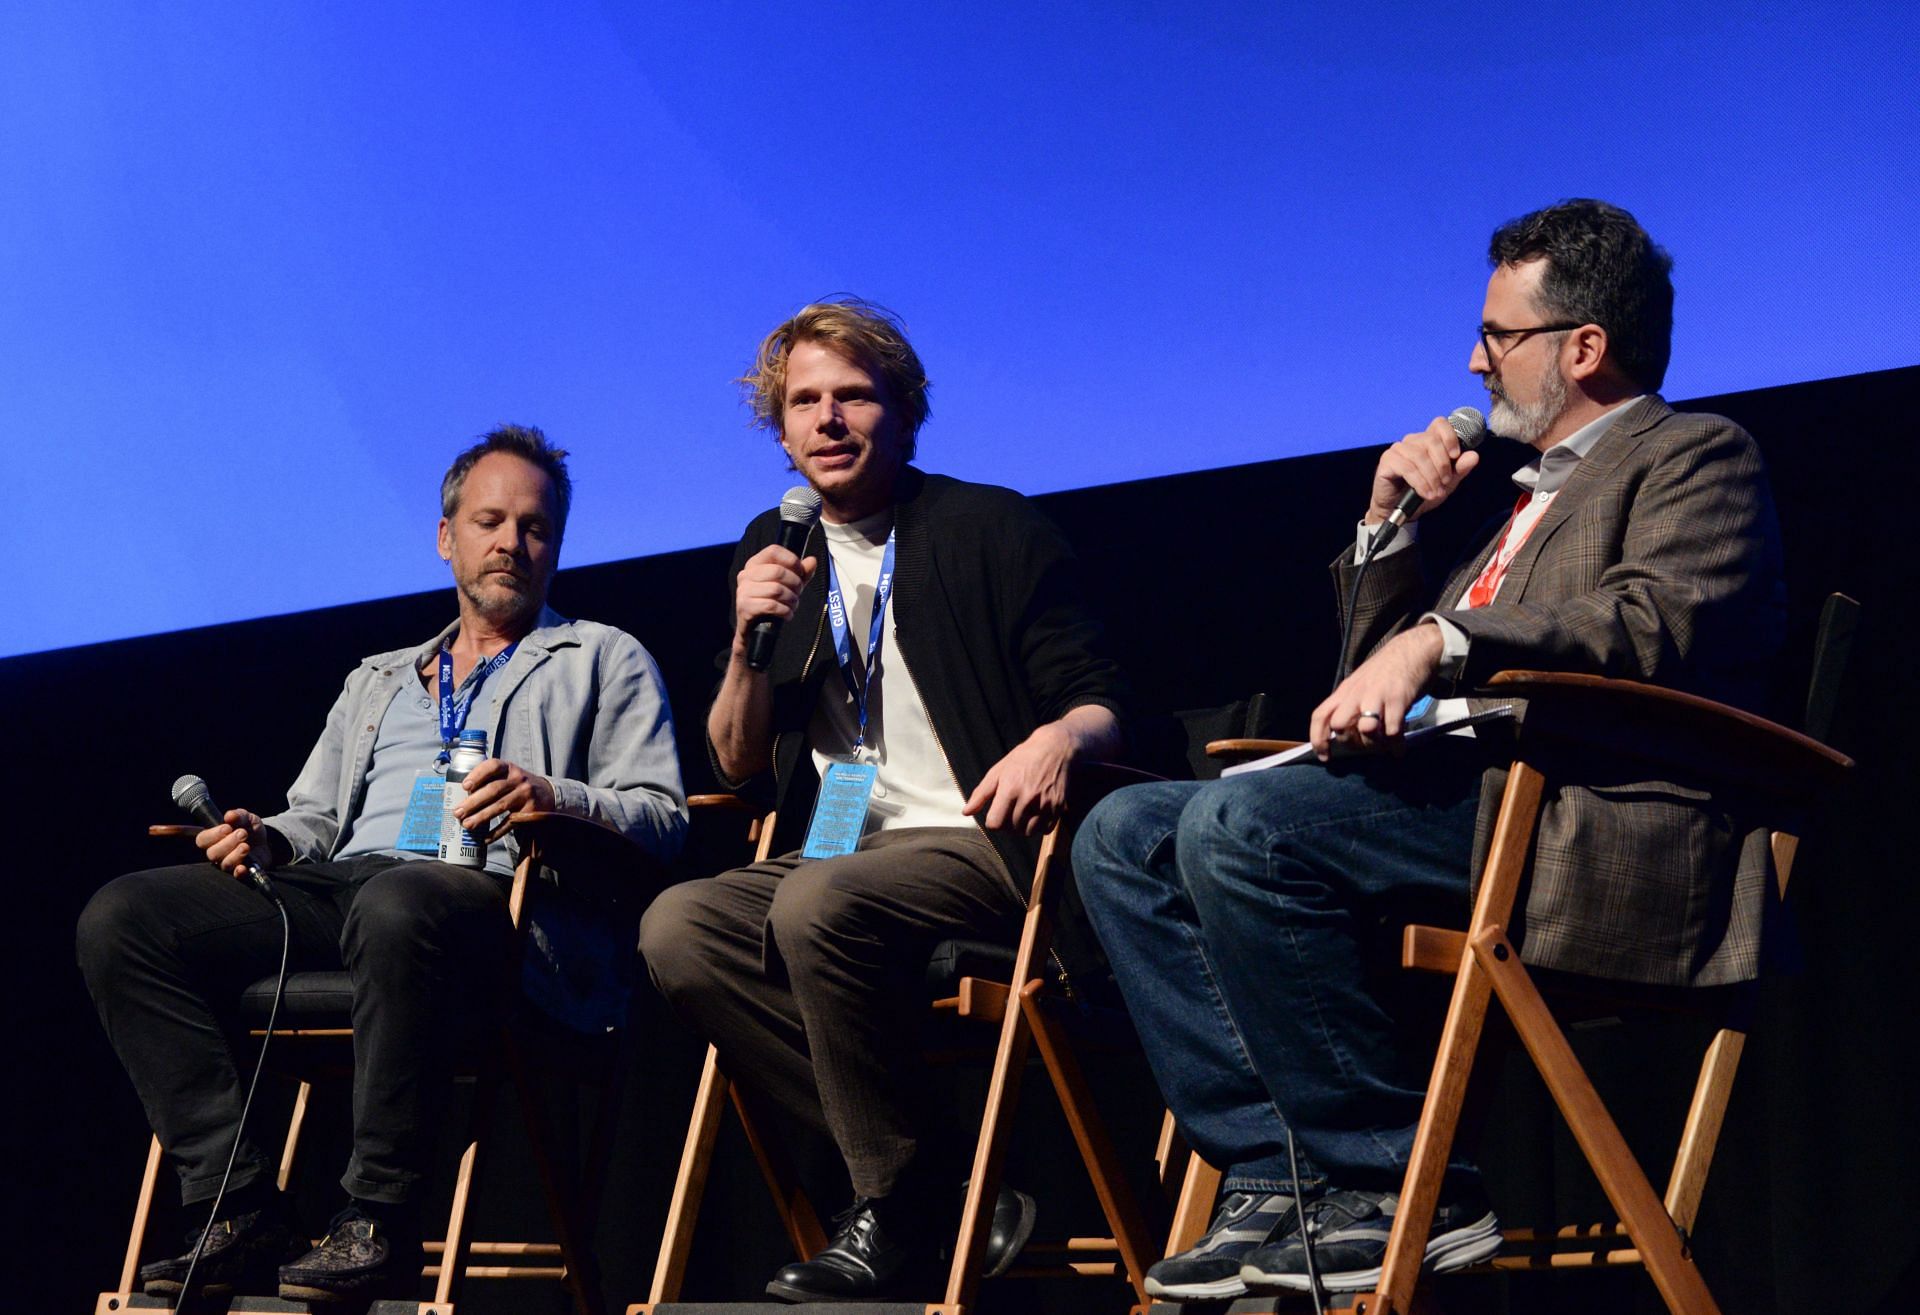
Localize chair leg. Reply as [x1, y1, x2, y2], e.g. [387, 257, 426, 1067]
[434, 1069, 500, 1309]
[1022, 981, 1156, 1309]
[1165, 1146, 1222, 1258]
[114, 1134, 165, 1296]
[1371, 935, 1499, 1313]
[730, 1070, 830, 1259]
[1664, 1028, 1746, 1236]
[1475, 926, 1724, 1315]
[277, 1079, 314, 1191]
[504, 1032, 605, 1315]
[945, 974, 1039, 1310]
[645, 1046, 729, 1305]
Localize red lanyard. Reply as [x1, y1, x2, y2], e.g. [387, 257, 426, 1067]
[1464, 491, 1541, 609]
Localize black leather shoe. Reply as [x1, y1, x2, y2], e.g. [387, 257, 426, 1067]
[278, 1204, 421, 1304]
[979, 1184, 1037, 1278]
[765, 1196, 934, 1302]
[139, 1201, 297, 1297]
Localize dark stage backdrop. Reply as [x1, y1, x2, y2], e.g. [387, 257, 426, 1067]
[9, 364, 1915, 1314]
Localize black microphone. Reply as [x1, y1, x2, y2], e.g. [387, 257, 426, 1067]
[173, 774, 278, 900]
[745, 485, 824, 672]
[1370, 406, 1489, 553]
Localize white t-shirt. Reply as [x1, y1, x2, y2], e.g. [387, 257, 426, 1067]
[808, 510, 974, 833]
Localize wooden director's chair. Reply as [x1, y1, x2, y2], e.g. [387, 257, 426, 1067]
[633, 761, 1186, 1315]
[100, 796, 753, 1315]
[1156, 595, 1859, 1315]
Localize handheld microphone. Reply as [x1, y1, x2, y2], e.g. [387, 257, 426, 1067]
[1371, 406, 1488, 553]
[745, 485, 824, 672]
[172, 774, 278, 900]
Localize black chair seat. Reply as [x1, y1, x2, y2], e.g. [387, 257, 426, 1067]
[240, 971, 353, 1025]
[925, 938, 1016, 996]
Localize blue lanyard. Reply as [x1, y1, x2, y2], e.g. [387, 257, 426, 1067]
[437, 636, 518, 762]
[823, 530, 896, 753]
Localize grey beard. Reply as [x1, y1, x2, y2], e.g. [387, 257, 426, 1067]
[460, 578, 542, 629]
[1489, 362, 1570, 445]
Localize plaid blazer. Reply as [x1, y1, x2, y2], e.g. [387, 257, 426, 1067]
[1336, 397, 1786, 986]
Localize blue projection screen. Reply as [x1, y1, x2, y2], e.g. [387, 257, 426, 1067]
[4, 2, 1915, 658]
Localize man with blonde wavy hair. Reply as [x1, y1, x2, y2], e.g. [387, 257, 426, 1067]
[642, 298, 1128, 1302]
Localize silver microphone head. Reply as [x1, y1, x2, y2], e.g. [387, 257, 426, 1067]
[172, 774, 213, 812]
[778, 485, 824, 525]
[1447, 405, 1489, 450]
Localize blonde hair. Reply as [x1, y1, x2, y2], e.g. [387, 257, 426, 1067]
[739, 298, 931, 457]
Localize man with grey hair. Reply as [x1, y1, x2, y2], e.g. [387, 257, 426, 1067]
[78, 425, 688, 1304]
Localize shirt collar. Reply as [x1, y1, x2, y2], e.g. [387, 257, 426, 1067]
[1513, 395, 1646, 497]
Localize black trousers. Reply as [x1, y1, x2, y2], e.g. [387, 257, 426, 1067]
[639, 826, 1025, 1199]
[76, 856, 511, 1207]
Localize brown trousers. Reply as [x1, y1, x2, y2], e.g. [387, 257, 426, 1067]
[639, 826, 1024, 1197]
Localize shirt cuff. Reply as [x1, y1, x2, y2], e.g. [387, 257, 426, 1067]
[1422, 612, 1471, 691]
[1354, 517, 1417, 564]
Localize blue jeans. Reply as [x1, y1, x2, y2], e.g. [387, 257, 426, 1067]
[1073, 747, 1485, 1195]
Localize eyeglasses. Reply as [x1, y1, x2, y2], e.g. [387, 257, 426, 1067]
[1478, 322, 1581, 362]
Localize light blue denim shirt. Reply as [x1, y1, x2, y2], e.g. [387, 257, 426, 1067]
[263, 606, 688, 1031]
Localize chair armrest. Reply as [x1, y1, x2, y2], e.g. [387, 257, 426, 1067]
[507, 809, 662, 875]
[686, 792, 763, 814]
[1484, 670, 1853, 797]
[1066, 760, 1168, 816]
[1205, 738, 1305, 762]
[148, 825, 200, 839]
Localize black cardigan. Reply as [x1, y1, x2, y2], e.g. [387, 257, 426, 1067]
[708, 467, 1129, 892]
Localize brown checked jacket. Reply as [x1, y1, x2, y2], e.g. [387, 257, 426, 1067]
[1336, 396, 1787, 987]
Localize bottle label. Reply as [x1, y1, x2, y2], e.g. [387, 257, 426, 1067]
[437, 754, 487, 867]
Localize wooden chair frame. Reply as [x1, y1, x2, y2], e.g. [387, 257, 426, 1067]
[100, 798, 745, 1315]
[1161, 638, 1853, 1315]
[632, 763, 1175, 1315]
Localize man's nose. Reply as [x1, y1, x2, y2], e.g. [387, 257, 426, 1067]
[1469, 340, 1492, 376]
[816, 399, 845, 431]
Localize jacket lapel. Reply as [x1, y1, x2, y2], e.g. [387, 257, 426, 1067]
[1500, 396, 1668, 603]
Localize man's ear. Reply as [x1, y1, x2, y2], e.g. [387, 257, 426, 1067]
[1562, 323, 1611, 384]
[437, 518, 452, 562]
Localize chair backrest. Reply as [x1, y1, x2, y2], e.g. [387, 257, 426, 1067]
[1802, 592, 1860, 747]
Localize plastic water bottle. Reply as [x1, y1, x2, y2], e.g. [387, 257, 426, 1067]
[438, 728, 489, 867]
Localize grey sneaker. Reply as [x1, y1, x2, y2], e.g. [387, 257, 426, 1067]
[1143, 1190, 1304, 1300]
[1240, 1187, 1501, 1293]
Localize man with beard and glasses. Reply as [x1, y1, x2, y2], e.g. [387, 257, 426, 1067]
[78, 425, 688, 1305]
[1070, 199, 1787, 1299]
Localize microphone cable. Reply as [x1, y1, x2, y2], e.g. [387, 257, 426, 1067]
[1334, 524, 1390, 687]
[1285, 1129, 1326, 1315]
[172, 877, 292, 1311]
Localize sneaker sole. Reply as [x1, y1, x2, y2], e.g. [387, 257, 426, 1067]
[1248, 1212, 1504, 1292]
[280, 1280, 384, 1302]
[140, 1279, 235, 1298]
[1145, 1273, 1250, 1299]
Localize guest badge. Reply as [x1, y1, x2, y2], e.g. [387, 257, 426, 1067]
[802, 759, 880, 858]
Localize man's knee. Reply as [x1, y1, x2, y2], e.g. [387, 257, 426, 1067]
[764, 860, 885, 961]
[76, 869, 187, 983]
[342, 862, 505, 960]
[1072, 781, 1192, 898]
[639, 878, 728, 998]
